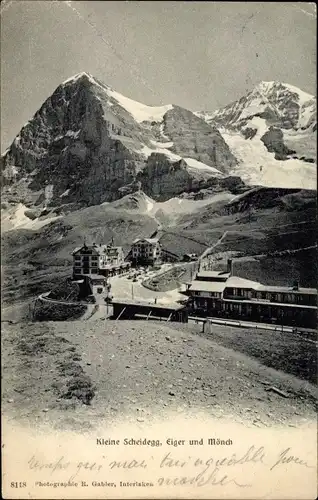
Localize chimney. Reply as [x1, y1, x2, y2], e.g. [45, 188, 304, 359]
[227, 259, 233, 275]
[292, 280, 299, 291]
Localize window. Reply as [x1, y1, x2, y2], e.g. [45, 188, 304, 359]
[74, 256, 81, 261]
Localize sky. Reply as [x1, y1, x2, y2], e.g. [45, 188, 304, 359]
[1, 0, 316, 151]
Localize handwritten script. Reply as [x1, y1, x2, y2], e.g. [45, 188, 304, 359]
[26, 445, 315, 488]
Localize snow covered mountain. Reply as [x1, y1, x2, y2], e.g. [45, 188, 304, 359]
[196, 81, 316, 189]
[196, 81, 316, 131]
[1, 72, 239, 212]
[1, 75, 316, 221]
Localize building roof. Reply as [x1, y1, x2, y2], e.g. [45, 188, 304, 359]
[189, 275, 261, 293]
[112, 299, 185, 311]
[106, 247, 122, 255]
[133, 238, 159, 245]
[197, 271, 230, 277]
[196, 271, 230, 280]
[72, 245, 100, 256]
[189, 281, 226, 293]
[256, 285, 317, 295]
[226, 276, 261, 289]
[72, 244, 122, 256]
[88, 274, 106, 281]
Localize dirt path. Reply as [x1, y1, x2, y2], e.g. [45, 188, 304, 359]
[2, 320, 316, 432]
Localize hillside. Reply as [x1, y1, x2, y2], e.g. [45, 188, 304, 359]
[2, 186, 316, 309]
[1, 204, 158, 303]
[177, 187, 317, 287]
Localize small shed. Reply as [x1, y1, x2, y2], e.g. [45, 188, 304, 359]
[112, 300, 188, 322]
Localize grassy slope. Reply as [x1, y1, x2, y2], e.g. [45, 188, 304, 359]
[174, 188, 317, 286]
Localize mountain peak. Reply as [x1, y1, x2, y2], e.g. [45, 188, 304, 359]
[60, 72, 174, 124]
[255, 80, 314, 102]
[197, 80, 316, 131]
[62, 72, 96, 85]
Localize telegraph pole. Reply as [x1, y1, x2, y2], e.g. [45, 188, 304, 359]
[105, 279, 112, 317]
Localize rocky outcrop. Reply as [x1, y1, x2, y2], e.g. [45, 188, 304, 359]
[163, 106, 237, 173]
[241, 127, 257, 140]
[136, 151, 247, 201]
[260, 127, 296, 160]
[137, 154, 193, 200]
[223, 187, 316, 214]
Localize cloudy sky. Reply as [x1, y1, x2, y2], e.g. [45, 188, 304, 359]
[1, 0, 316, 151]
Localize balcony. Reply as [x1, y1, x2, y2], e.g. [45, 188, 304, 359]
[224, 294, 251, 301]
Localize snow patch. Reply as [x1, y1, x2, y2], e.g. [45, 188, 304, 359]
[60, 189, 70, 198]
[159, 123, 170, 140]
[62, 72, 173, 124]
[1, 203, 61, 232]
[247, 117, 268, 137]
[62, 72, 93, 85]
[150, 140, 174, 149]
[239, 98, 269, 120]
[107, 88, 173, 124]
[62, 72, 110, 96]
[2, 165, 19, 179]
[145, 197, 154, 213]
[298, 100, 316, 129]
[139, 144, 181, 162]
[44, 184, 54, 204]
[194, 111, 215, 121]
[184, 157, 223, 176]
[138, 146, 223, 177]
[221, 124, 317, 189]
[65, 130, 80, 138]
[282, 83, 314, 106]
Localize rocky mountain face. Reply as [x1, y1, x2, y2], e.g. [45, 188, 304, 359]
[196, 81, 316, 131]
[196, 81, 316, 189]
[1, 74, 316, 238]
[1, 72, 238, 211]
